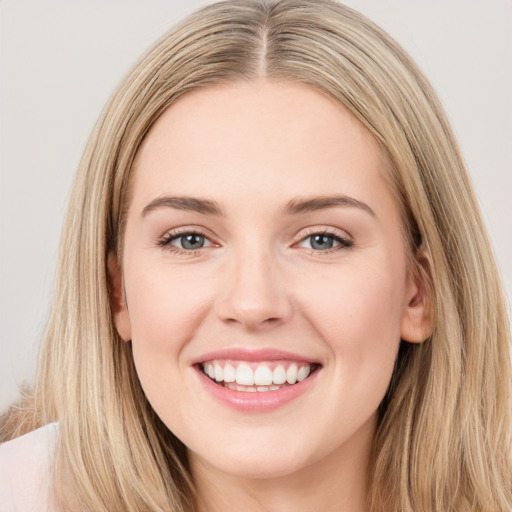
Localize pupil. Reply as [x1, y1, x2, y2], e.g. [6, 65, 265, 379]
[311, 235, 333, 250]
[182, 234, 204, 250]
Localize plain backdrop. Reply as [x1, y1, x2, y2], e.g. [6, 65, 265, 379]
[1, 0, 511, 414]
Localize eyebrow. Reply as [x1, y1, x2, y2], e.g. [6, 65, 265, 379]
[281, 194, 376, 217]
[142, 196, 226, 217]
[141, 194, 375, 218]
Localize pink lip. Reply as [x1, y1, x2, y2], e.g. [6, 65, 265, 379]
[191, 347, 319, 365]
[194, 367, 320, 413]
[191, 347, 321, 413]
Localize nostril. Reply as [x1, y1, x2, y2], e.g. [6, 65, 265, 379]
[214, 274, 294, 329]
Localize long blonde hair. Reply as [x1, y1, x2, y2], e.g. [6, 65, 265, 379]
[3, 1, 510, 510]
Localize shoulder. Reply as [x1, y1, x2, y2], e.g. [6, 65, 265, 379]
[0, 423, 59, 512]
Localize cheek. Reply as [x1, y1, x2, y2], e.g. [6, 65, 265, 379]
[123, 261, 214, 397]
[296, 260, 405, 379]
[127, 262, 211, 345]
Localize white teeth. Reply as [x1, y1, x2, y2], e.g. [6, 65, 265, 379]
[214, 363, 223, 382]
[272, 365, 287, 385]
[202, 361, 315, 388]
[254, 366, 273, 386]
[286, 364, 298, 384]
[235, 363, 254, 386]
[297, 365, 310, 382]
[223, 363, 236, 383]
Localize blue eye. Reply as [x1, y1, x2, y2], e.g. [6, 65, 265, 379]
[158, 229, 352, 255]
[310, 234, 336, 250]
[175, 233, 206, 250]
[298, 232, 353, 252]
[159, 231, 213, 252]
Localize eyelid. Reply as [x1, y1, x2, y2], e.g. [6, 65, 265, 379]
[294, 226, 354, 258]
[292, 226, 354, 253]
[294, 226, 353, 243]
[159, 225, 215, 240]
[158, 226, 218, 254]
[157, 225, 353, 256]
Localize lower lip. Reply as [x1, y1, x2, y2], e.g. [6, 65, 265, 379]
[194, 366, 320, 413]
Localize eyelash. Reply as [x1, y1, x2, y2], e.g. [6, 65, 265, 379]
[158, 227, 354, 256]
[158, 229, 213, 257]
[298, 227, 354, 255]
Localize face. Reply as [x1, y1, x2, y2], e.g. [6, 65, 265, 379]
[113, 79, 430, 481]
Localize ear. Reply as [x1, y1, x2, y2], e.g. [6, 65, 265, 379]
[400, 247, 434, 344]
[108, 253, 132, 342]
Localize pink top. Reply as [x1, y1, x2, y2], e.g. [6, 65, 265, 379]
[0, 423, 59, 512]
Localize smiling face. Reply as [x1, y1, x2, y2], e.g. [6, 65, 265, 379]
[113, 79, 430, 484]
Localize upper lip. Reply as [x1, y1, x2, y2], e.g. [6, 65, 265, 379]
[191, 347, 320, 365]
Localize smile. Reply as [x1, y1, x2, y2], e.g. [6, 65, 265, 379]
[200, 360, 318, 392]
[193, 349, 321, 412]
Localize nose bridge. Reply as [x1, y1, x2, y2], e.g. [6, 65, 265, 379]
[215, 237, 292, 330]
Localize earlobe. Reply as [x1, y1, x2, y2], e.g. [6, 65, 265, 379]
[107, 253, 132, 342]
[400, 247, 434, 344]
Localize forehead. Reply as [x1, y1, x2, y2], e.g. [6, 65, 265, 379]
[130, 79, 393, 216]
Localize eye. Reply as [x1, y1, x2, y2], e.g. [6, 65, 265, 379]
[296, 230, 353, 252]
[159, 230, 215, 253]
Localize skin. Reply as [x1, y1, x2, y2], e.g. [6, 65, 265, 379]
[112, 79, 431, 512]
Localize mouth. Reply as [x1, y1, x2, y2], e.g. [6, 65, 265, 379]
[197, 359, 321, 393]
[192, 348, 322, 411]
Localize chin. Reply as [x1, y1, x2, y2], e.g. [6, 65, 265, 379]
[188, 430, 320, 481]
[204, 452, 309, 480]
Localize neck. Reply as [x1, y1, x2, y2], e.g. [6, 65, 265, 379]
[190, 416, 375, 512]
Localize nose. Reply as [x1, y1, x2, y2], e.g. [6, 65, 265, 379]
[214, 245, 293, 331]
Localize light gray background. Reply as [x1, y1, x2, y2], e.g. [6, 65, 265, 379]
[1, 0, 511, 414]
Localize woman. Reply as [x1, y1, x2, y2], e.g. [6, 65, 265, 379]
[1, 1, 510, 511]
